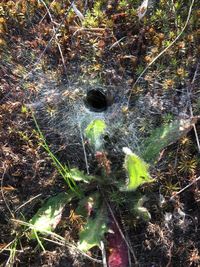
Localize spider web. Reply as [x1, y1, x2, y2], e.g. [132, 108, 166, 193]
[26, 68, 141, 172]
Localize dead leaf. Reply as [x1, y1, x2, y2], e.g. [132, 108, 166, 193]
[2, 185, 16, 191]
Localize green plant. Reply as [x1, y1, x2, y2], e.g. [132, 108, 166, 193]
[84, 119, 106, 150]
[121, 147, 152, 191]
[83, 1, 106, 28]
[32, 111, 80, 194]
[28, 114, 154, 255]
[29, 192, 76, 239]
[27, 113, 197, 263]
[3, 239, 18, 267]
[141, 117, 197, 163]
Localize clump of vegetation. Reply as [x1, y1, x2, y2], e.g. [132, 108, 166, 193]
[10, 112, 196, 266]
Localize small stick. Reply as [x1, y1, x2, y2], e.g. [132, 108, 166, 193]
[14, 193, 42, 213]
[69, 26, 106, 32]
[102, 194, 138, 266]
[100, 240, 108, 267]
[166, 241, 174, 267]
[38, 0, 58, 25]
[42, 237, 102, 263]
[109, 36, 126, 50]
[187, 62, 200, 153]
[78, 122, 90, 175]
[39, 0, 68, 75]
[1, 163, 15, 218]
[19, 1, 75, 85]
[170, 176, 200, 201]
[191, 122, 200, 153]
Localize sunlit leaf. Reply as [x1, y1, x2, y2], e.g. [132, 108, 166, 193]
[141, 117, 198, 163]
[121, 147, 152, 191]
[84, 119, 106, 150]
[78, 205, 108, 252]
[70, 168, 95, 183]
[29, 192, 75, 238]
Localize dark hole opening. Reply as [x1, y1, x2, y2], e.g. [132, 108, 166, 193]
[85, 89, 108, 112]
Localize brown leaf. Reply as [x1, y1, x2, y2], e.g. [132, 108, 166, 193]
[2, 185, 16, 191]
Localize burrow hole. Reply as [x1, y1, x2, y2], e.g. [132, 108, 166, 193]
[85, 89, 110, 112]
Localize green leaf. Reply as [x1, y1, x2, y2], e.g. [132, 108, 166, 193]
[122, 147, 152, 191]
[141, 118, 197, 163]
[70, 168, 95, 183]
[84, 119, 106, 150]
[78, 205, 108, 252]
[21, 105, 28, 113]
[29, 192, 75, 238]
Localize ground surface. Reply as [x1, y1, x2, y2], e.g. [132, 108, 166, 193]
[0, 1, 200, 266]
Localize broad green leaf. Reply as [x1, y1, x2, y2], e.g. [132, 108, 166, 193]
[29, 192, 75, 238]
[141, 118, 197, 163]
[78, 205, 108, 252]
[122, 147, 152, 191]
[84, 119, 106, 150]
[70, 168, 95, 183]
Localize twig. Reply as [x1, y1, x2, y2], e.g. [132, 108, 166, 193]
[42, 237, 102, 263]
[78, 122, 90, 175]
[38, 0, 55, 25]
[14, 193, 42, 213]
[72, 2, 84, 20]
[39, 0, 68, 75]
[11, 219, 102, 264]
[21, 1, 75, 83]
[128, 247, 132, 267]
[191, 118, 200, 153]
[170, 176, 200, 201]
[187, 61, 200, 153]
[0, 240, 16, 254]
[166, 241, 174, 267]
[100, 240, 108, 267]
[69, 26, 106, 32]
[102, 194, 138, 266]
[109, 36, 126, 50]
[119, 209, 133, 267]
[127, 0, 195, 106]
[1, 163, 15, 218]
